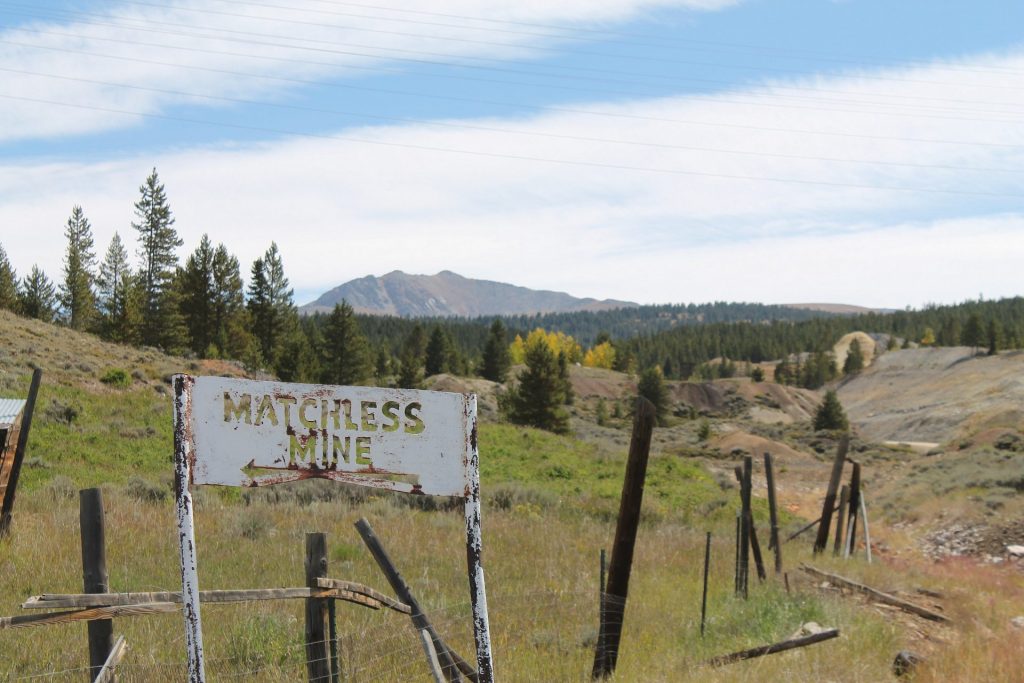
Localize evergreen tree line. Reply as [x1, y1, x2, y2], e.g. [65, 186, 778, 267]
[3, 168, 1021, 390]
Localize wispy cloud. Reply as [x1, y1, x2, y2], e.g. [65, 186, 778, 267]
[0, 0, 736, 142]
[0, 40, 1022, 308]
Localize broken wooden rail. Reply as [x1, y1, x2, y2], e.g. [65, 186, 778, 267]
[800, 565, 950, 623]
[706, 628, 840, 667]
[4, 584, 412, 633]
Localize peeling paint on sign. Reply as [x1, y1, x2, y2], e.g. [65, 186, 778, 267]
[186, 376, 471, 497]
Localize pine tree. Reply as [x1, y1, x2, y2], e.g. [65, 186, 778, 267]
[179, 234, 216, 356]
[96, 233, 141, 344]
[961, 313, 983, 352]
[424, 325, 450, 377]
[0, 243, 18, 312]
[843, 338, 864, 375]
[480, 319, 511, 382]
[321, 301, 371, 385]
[58, 205, 97, 330]
[210, 243, 249, 359]
[247, 243, 295, 371]
[132, 168, 184, 349]
[987, 319, 1001, 356]
[19, 264, 57, 322]
[374, 348, 391, 383]
[637, 365, 669, 425]
[396, 323, 426, 389]
[505, 336, 570, 434]
[813, 390, 849, 432]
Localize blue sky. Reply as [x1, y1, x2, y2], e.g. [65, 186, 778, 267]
[1, 0, 1022, 308]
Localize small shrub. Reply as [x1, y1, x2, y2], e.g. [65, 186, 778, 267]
[45, 475, 77, 501]
[235, 511, 271, 540]
[124, 476, 167, 503]
[43, 399, 79, 425]
[697, 419, 712, 442]
[100, 368, 132, 388]
[24, 456, 50, 469]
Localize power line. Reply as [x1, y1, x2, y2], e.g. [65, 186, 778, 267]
[3, 23, 1024, 126]
[5, 36, 1023, 151]
[1, 92, 1019, 199]
[117, 0, 1024, 79]
[3, 2, 1023, 116]
[0, 1, 1019, 94]
[292, 0, 1024, 77]
[4, 66, 1021, 175]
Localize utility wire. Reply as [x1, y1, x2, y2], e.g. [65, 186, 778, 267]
[3, 2, 1023, 115]
[3, 23, 1024, 126]
[4, 36, 1023, 151]
[61, 0, 1024, 81]
[0, 1, 1019, 93]
[1, 92, 1019, 199]
[4, 65, 1021, 175]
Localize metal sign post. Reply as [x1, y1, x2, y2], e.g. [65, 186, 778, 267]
[172, 375, 494, 683]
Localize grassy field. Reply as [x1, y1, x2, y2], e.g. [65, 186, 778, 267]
[1, 315, 1023, 681]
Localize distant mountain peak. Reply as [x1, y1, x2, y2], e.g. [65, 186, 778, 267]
[300, 271, 637, 317]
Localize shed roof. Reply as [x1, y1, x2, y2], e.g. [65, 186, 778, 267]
[0, 398, 27, 428]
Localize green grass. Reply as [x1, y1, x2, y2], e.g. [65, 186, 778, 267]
[479, 423, 731, 523]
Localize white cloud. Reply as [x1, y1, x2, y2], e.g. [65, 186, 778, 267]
[0, 0, 736, 142]
[1, 44, 1022, 309]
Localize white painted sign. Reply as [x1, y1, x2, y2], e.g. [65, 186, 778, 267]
[171, 375, 493, 683]
[188, 376, 471, 496]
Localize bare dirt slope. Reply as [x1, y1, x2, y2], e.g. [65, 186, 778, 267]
[838, 347, 1024, 444]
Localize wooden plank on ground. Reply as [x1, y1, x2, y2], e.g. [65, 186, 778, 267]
[800, 565, 950, 623]
[706, 628, 840, 667]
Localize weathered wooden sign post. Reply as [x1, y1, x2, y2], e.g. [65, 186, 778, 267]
[172, 375, 494, 682]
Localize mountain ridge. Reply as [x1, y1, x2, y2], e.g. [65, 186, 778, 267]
[300, 270, 638, 317]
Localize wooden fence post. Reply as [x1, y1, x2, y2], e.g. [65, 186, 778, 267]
[813, 435, 849, 553]
[736, 464, 751, 598]
[845, 462, 861, 558]
[833, 485, 849, 557]
[0, 367, 42, 537]
[700, 532, 711, 637]
[764, 453, 782, 574]
[591, 397, 656, 679]
[80, 488, 114, 682]
[733, 511, 741, 596]
[305, 533, 331, 683]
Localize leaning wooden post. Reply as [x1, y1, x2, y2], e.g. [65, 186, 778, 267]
[743, 456, 767, 583]
[0, 367, 42, 537]
[305, 533, 331, 683]
[80, 488, 114, 682]
[813, 435, 849, 553]
[355, 518, 468, 683]
[844, 462, 861, 559]
[763, 453, 782, 574]
[700, 532, 711, 637]
[832, 485, 849, 557]
[591, 397, 656, 679]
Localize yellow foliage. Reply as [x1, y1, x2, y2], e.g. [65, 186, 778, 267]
[509, 328, 583, 364]
[920, 327, 936, 346]
[583, 341, 616, 369]
[509, 334, 526, 364]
